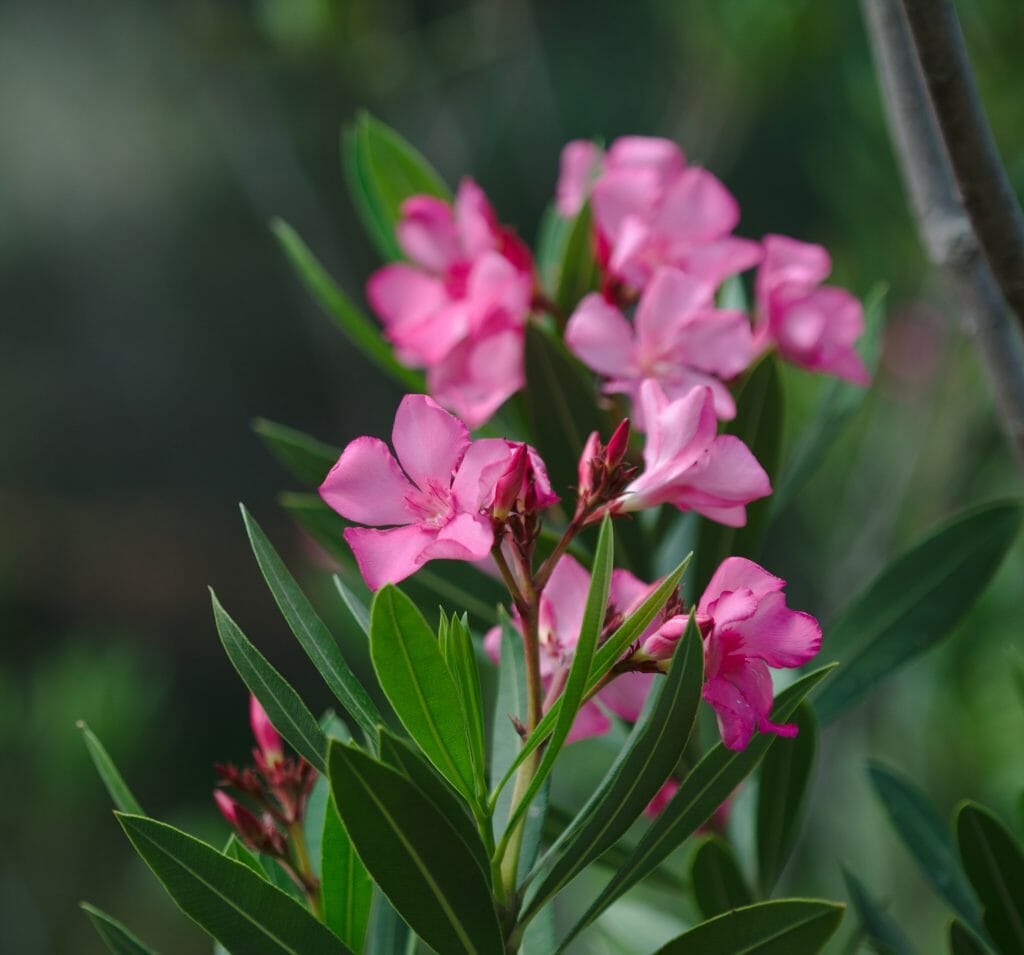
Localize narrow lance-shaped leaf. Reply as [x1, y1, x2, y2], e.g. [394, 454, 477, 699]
[117, 813, 352, 954]
[651, 899, 845, 955]
[498, 516, 614, 849]
[370, 585, 477, 801]
[756, 703, 817, 894]
[691, 837, 755, 920]
[553, 202, 601, 316]
[77, 720, 143, 815]
[950, 920, 991, 955]
[867, 762, 985, 941]
[270, 218, 424, 391]
[842, 867, 918, 955]
[241, 506, 382, 747]
[365, 894, 412, 955]
[327, 740, 504, 955]
[333, 574, 372, 639]
[211, 590, 327, 773]
[816, 502, 1023, 724]
[252, 418, 341, 487]
[80, 903, 159, 955]
[490, 609, 528, 827]
[521, 618, 704, 922]
[562, 664, 837, 949]
[323, 795, 373, 953]
[443, 612, 487, 793]
[956, 801, 1024, 955]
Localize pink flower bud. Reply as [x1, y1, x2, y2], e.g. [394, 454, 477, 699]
[492, 444, 530, 520]
[644, 779, 679, 818]
[641, 614, 689, 661]
[214, 790, 266, 847]
[249, 695, 283, 767]
[577, 431, 601, 499]
[606, 419, 630, 467]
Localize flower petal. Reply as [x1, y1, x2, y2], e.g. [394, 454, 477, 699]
[396, 196, 462, 273]
[392, 394, 470, 491]
[567, 699, 612, 743]
[366, 264, 447, 330]
[565, 293, 637, 378]
[455, 178, 499, 259]
[633, 268, 715, 356]
[420, 512, 494, 562]
[598, 672, 655, 722]
[727, 591, 822, 669]
[320, 436, 415, 526]
[343, 524, 436, 590]
[655, 167, 740, 240]
[700, 557, 785, 614]
[606, 136, 686, 180]
[556, 140, 603, 217]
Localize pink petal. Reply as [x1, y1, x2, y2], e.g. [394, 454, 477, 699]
[556, 140, 603, 217]
[464, 252, 532, 334]
[682, 434, 772, 511]
[609, 568, 654, 616]
[392, 394, 470, 491]
[641, 382, 718, 478]
[605, 215, 656, 289]
[727, 591, 822, 669]
[343, 524, 436, 590]
[396, 196, 462, 274]
[366, 264, 447, 330]
[387, 299, 471, 365]
[567, 699, 612, 743]
[633, 268, 715, 356]
[679, 237, 763, 287]
[703, 673, 759, 751]
[701, 558, 785, 614]
[591, 167, 663, 241]
[758, 234, 831, 303]
[450, 438, 516, 511]
[320, 436, 415, 526]
[455, 179, 499, 259]
[606, 136, 686, 180]
[483, 624, 502, 665]
[660, 370, 737, 422]
[565, 294, 637, 378]
[543, 556, 592, 653]
[420, 511, 494, 562]
[654, 167, 740, 241]
[599, 672, 655, 722]
[675, 308, 755, 380]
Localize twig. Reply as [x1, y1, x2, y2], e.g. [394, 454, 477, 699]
[861, 0, 1024, 464]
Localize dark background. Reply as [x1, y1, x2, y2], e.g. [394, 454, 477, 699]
[2, 1, 1022, 951]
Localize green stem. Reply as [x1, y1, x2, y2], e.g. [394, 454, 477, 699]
[287, 821, 322, 919]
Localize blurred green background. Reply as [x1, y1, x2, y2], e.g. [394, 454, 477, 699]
[2, 1, 1022, 952]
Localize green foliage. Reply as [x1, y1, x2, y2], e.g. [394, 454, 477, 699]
[80, 903, 159, 955]
[842, 868, 917, 955]
[691, 837, 755, 920]
[326, 740, 504, 955]
[553, 202, 601, 316]
[652, 900, 844, 954]
[815, 502, 1024, 724]
[950, 920, 990, 955]
[439, 611, 488, 793]
[252, 418, 341, 487]
[77, 721, 143, 815]
[322, 795, 373, 952]
[117, 814, 352, 953]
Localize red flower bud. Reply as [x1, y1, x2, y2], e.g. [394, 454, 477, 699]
[249, 695, 283, 767]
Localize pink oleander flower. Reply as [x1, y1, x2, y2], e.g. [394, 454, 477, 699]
[696, 557, 821, 751]
[366, 179, 534, 426]
[644, 779, 679, 818]
[617, 381, 770, 527]
[755, 234, 870, 385]
[565, 267, 755, 423]
[320, 395, 553, 590]
[249, 695, 283, 769]
[556, 136, 761, 292]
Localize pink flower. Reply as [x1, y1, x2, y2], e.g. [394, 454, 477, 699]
[755, 234, 870, 384]
[697, 557, 821, 751]
[644, 779, 679, 818]
[556, 140, 603, 217]
[619, 381, 770, 527]
[366, 179, 534, 426]
[249, 695, 283, 768]
[320, 395, 523, 590]
[555, 136, 761, 292]
[565, 267, 755, 423]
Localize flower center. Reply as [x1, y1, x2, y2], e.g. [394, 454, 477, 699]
[405, 479, 455, 529]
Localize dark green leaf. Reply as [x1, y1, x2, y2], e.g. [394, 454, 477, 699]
[651, 899, 844, 955]
[222, 834, 264, 876]
[270, 218, 424, 391]
[522, 619, 704, 921]
[444, 612, 487, 792]
[563, 665, 836, 947]
[333, 574, 372, 638]
[553, 202, 600, 315]
[117, 814, 352, 954]
[241, 506, 382, 746]
[523, 322, 608, 498]
[77, 720, 143, 815]
[950, 919, 990, 955]
[323, 795, 373, 952]
[868, 763, 985, 940]
[756, 703, 817, 894]
[252, 418, 341, 487]
[695, 356, 784, 591]
[365, 894, 412, 955]
[370, 585, 477, 800]
[490, 609, 528, 828]
[816, 502, 1023, 724]
[842, 867, 917, 955]
[327, 741, 503, 955]
[691, 837, 755, 920]
[498, 517, 614, 848]
[534, 203, 575, 295]
[957, 802, 1024, 955]
[80, 903, 158, 955]
[211, 590, 327, 772]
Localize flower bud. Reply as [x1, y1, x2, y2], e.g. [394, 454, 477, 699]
[249, 695, 283, 767]
[214, 790, 268, 849]
[641, 614, 689, 661]
[606, 419, 630, 468]
[577, 431, 601, 499]
[492, 444, 529, 520]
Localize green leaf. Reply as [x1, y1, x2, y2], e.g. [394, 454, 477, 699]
[80, 903, 158, 955]
[756, 703, 817, 894]
[77, 720, 143, 815]
[365, 894, 412, 955]
[553, 202, 600, 315]
[498, 517, 614, 848]
[842, 867, 917, 955]
[252, 418, 341, 487]
[117, 814, 352, 954]
[443, 612, 487, 793]
[868, 763, 985, 940]
[270, 217, 424, 391]
[378, 729, 489, 873]
[342, 112, 451, 262]
[323, 795, 373, 952]
[490, 609, 528, 827]
[691, 837, 755, 920]
[327, 740, 503, 955]
[491, 552, 691, 804]
[534, 203, 576, 295]
[211, 590, 327, 772]
[563, 665, 836, 947]
[333, 574, 372, 638]
[523, 322, 608, 498]
[222, 834, 264, 876]
[370, 585, 477, 800]
[694, 356, 784, 591]
[521, 618, 704, 921]
[815, 501, 1023, 724]
[950, 919, 991, 955]
[651, 899, 844, 955]
[241, 506, 382, 746]
[772, 283, 886, 514]
[957, 802, 1024, 955]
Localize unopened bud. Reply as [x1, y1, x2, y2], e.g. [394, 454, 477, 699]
[641, 614, 689, 661]
[492, 444, 529, 520]
[577, 431, 601, 499]
[249, 695, 283, 767]
[606, 419, 630, 467]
